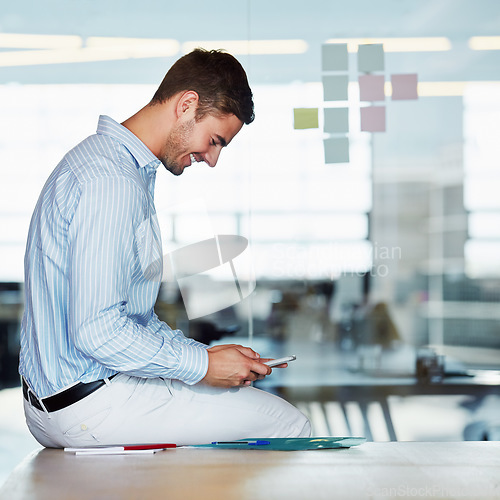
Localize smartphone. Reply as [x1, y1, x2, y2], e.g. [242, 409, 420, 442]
[264, 355, 296, 368]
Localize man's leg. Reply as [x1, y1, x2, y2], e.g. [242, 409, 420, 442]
[24, 374, 311, 447]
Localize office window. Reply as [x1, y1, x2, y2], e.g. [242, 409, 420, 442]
[464, 84, 500, 278]
[0, 82, 371, 282]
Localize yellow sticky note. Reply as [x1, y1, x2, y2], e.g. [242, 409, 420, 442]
[293, 108, 319, 129]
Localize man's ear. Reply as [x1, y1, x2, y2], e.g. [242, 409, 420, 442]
[175, 90, 199, 118]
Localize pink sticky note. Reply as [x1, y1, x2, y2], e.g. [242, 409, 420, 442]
[360, 106, 386, 132]
[359, 74, 385, 102]
[391, 74, 418, 100]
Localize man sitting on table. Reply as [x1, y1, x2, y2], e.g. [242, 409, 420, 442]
[19, 48, 310, 448]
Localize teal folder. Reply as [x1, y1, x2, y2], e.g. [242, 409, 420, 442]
[191, 437, 366, 450]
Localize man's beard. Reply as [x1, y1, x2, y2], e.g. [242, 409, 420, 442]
[160, 118, 195, 176]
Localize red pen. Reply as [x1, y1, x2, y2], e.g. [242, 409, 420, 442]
[119, 444, 176, 451]
[64, 444, 176, 455]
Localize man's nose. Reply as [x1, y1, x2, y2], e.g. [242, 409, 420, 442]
[205, 148, 222, 168]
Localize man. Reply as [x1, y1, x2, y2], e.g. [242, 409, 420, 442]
[19, 48, 310, 447]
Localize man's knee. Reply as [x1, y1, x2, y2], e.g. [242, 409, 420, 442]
[281, 406, 311, 438]
[298, 415, 312, 437]
[293, 411, 312, 437]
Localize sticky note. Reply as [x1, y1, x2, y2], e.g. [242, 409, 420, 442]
[322, 43, 348, 71]
[391, 73, 418, 100]
[324, 108, 349, 133]
[358, 44, 385, 73]
[324, 137, 350, 164]
[360, 106, 386, 132]
[293, 108, 319, 129]
[359, 74, 385, 101]
[322, 75, 349, 101]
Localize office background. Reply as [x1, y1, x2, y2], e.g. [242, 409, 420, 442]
[1, 0, 499, 485]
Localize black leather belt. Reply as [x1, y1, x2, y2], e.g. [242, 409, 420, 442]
[22, 374, 117, 413]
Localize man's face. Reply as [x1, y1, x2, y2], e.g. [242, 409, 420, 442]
[160, 112, 243, 176]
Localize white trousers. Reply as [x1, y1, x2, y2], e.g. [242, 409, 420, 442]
[24, 374, 311, 448]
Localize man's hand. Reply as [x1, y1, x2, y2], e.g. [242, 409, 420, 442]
[202, 344, 272, 388]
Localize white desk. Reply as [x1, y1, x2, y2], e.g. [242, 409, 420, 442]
[1, 442, 499, 499]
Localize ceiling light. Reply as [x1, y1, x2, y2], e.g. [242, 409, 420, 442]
[182, 40, 308, 55]
[325, 37, 452, 52]
[416, 81, 500, 97]
[0, 33, 82, 49]
[417, 81, 466, 97]
[86, 37, 179, 56]
[0, 37, 180, 67]
[469, 36, 500, 50]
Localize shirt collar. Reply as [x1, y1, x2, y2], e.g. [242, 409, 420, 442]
[96, 115, 161, 171]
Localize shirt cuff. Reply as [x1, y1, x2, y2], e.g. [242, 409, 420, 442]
[188, 338, 209, 350]
[169, 342, 209, 385]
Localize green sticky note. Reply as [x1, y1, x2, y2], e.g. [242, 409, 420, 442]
[324, 107, 349, 133]
[322, 75, 349, 101]
[322, 43, 349, 71]
[293, 108, 319, 129]
[358, 44, 385, 73]
[324, 137, 350, 164]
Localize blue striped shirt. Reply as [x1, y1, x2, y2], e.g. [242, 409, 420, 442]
[19, 115, 209, 398]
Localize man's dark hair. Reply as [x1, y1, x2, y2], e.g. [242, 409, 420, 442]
[151, 48, 254, 124]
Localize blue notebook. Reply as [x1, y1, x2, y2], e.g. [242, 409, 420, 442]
[190, 437, 366, 450]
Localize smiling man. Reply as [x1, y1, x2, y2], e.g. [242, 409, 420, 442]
[19, 48, 310, 448]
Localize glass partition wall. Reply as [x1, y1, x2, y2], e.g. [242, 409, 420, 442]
[1, 0, 499, 441]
